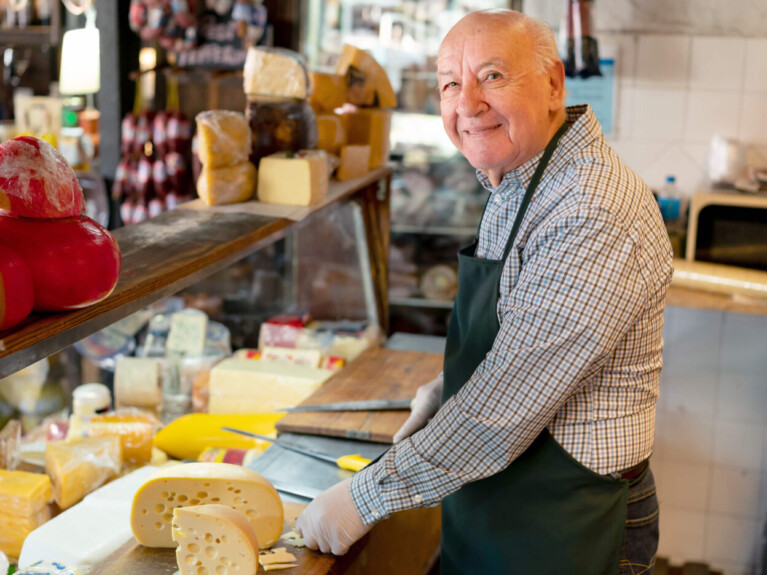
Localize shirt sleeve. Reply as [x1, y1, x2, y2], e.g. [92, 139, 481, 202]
[351, 206, 648, 524]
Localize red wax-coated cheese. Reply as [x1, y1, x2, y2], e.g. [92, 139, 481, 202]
[0, 244, 34, 331]
[0, 136, 85, 219]
[0, 215, 121, 311]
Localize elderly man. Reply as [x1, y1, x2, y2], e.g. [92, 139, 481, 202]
[296, 9, 673, 574]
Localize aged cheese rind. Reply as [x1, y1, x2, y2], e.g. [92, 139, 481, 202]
[0, 469, 52, 517]
[335, 44, 397, 108]
[131, 462, 284, 549]
[308, 73, 347, 113]
[196, 110, 252, 168]
[208, 358, 333, 413]
[45, 436, 122, 510]
[257, 150, 328, 207]
[172, 504, 259, 575]
[244, 47, 309, 100]
[197, 162, 257, 206]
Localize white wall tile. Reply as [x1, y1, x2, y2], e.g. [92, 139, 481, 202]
[664, 371, 718, 418]
[713, 420, 764, 470]
[689, 37, 746, 91]
[607, 140, 668, 176]
[684, 91, 741, 143]
[636, 35, 690, 88]
[704, 515, 761, 566]
[653, 458, 710, 512]
[658, 507, 706, 561]
[632, 87, 688, 140]
[708, 466, 762, 518]
[654, 411, 715, 465]
[600, 33, 637, 86]
[744, 39, 767, 91]
[717, 371, 767, 426]
[610, 85, 635, 140]
[738, 92, 767, 144]
[641, 143, 709, 195]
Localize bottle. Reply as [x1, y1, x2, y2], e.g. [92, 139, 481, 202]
[657, 175, 683, 224]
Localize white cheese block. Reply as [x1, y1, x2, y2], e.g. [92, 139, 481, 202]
[208, 358, 334, 413]
[131, 462, 284, 549]
[257, 150, 329, 207]
[243, 47, 309, 100]
[19, 466, 159, 572]
[172, 504, 259, 575]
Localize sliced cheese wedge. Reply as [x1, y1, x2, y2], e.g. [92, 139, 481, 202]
[131, 462, 283, 549]
[172, 504, 259, 575]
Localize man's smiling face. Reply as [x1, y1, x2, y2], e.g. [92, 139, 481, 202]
[437, 13, 562, 187]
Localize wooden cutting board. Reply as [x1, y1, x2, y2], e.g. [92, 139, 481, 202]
[275, 348, 443, 443]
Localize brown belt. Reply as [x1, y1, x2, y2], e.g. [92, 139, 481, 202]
[609, 459, 649, 482]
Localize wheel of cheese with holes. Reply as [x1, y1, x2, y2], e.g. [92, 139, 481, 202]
[172, 504, 259, 575]
[131, 462, 283, 549]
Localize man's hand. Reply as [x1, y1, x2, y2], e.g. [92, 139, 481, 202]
[294, 478, 372, 555]
[392, 375, 443, 443]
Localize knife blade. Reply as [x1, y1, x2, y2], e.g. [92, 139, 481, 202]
[221, 427, 371, 471]
[282, 398, 413, 413]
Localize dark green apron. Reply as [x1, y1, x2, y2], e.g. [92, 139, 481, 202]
[440, 122, 628, 575]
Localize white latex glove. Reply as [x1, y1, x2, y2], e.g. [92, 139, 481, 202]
[392, 374, 443, 443]
[294, 477, 372, 555]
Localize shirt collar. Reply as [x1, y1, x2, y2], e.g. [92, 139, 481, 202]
[476, 104, 598, 195]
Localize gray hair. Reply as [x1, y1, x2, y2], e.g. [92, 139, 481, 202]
[479, 10, 561, 76]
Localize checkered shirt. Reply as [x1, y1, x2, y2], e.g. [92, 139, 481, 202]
[351, 105, 674, 524]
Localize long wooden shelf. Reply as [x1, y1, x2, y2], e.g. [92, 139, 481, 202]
[0, 168, 391, 379]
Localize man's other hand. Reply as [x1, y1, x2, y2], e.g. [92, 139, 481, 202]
[392, 375, 443, 443]
[294, 478, 373, 555]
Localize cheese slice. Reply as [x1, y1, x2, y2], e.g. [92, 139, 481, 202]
[85, 413, 156, 467]
[0, 506, 50, 559]
[131, 462, 284, 549]
[197, 162, 257, 206]
[244, 47, 309, 100]
[45, 436, 122, 510]
[196, 110, 252, 168]
[337, 145, 371, 181]
[172, 504, 259, 575]
[208, 358, 334, 413]
[335, 44, 397, 108]
[315, 114, 346, 155]
[0, 469, 52, 517]
[308, 72, 347, 113]
[342, 108, 392, 169]
[257, 150, 328, 207]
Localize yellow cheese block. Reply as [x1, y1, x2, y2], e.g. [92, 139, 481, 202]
[0, 506, 50, 559]
[86, 413, 156, 467]
[208, 358, 334, 414]
[196, 110, 252, 168]
[45, 436, 122, 510]
[315, 114, 346, 155]
[197, 162, 257, 206]
[131, 462, 283, 549]
[335, 44, 397, 108]
[0, 469, 52, 517]
[244, 46, 309, 100]
[257, 150, 328, 207]
[153, 413, 284, 461]
[342, 108, 392, 169]
[337, 145, 371, 181]
[308, 72, 347, 114]
[172, 504, 260, 575]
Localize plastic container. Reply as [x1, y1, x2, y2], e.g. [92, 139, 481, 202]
[656, 175, 683, 223]
[72, 383, 112, 417]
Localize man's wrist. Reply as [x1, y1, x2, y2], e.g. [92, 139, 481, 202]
[350, 464, 389, 524]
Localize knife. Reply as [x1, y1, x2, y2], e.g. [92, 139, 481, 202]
[221, 427, 371, 472]
[281, 398, 413, 413]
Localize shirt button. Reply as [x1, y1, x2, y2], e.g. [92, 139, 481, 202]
[413, 494, 423, 504]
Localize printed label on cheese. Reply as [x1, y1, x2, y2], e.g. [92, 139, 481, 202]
[172, 504, 259, 575]
[131, 462, 284, 549]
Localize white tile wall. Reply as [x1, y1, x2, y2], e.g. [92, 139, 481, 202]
[684, 91, 742, 143]
[709, 467, 762, 518]
[744, 39, 767, 91]
[635, 35, 691, 88]
[632, 88, 688, 141]
[689, 37, 746, 91]
[739, 92, 767, 143]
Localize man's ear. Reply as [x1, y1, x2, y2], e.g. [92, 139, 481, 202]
[548, 60, 566, 112]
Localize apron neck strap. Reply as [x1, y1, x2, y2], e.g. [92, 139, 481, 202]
[500, 121, 569, 261]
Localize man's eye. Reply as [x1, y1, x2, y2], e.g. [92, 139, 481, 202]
[486, 72, 501, 80]
[443, 81, 458, 91]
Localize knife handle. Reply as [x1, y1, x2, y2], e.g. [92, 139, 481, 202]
[336, 454, 370, 472]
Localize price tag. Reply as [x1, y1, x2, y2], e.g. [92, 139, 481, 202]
[166, 312, 208, 357]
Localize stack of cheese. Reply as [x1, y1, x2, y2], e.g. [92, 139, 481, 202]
[195, 110, 256, 206]
[0, 469, 52, 560]
[309, 44, 397, 181]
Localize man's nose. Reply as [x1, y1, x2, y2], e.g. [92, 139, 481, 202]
[456, 84, 488, 116]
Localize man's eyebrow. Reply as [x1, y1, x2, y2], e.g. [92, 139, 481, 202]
[478, 58, 505, 69]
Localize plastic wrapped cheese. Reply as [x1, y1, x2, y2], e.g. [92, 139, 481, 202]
[335, 44, 397, 108]
[0, 469, 52, 517]
[172, 504, 260, 575]
[15, 560, 82, 575]
[84, 413, 156, 467]
[257, 150, 328, 207]
[195, 110, 251, 168]
[45, 436, 121, 510]
[0, 506, 50, 559]
[243, 47, 309, 100]
[0, 419, 21, 470]
[247, 99, 318, 166]
[197, 162, 257, 206]
[131, 462, 284, 549]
